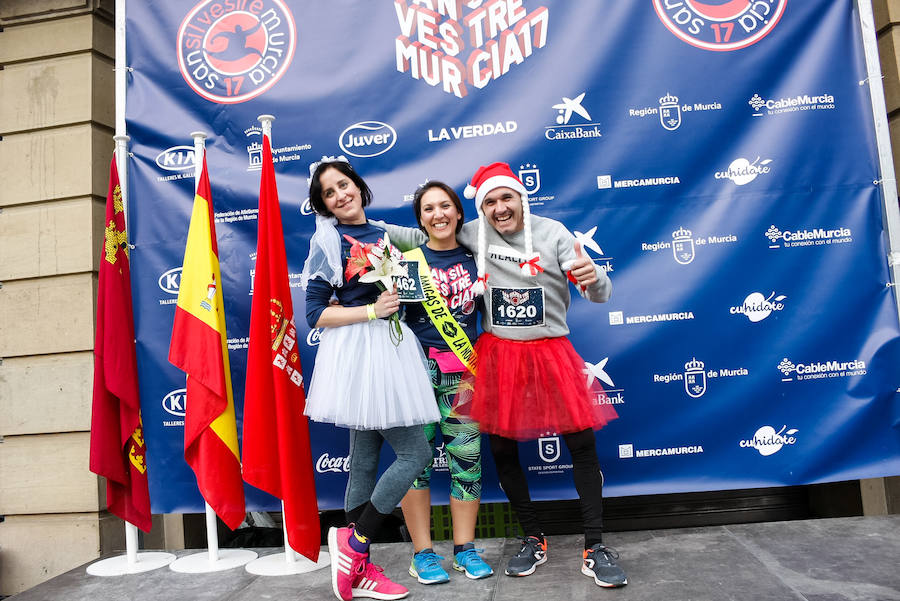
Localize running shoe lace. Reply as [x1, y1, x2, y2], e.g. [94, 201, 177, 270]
[363, 561, 392, 582]
[516, 537, 541, 557]
[591, 545, 620, 564]
[416, 551, 444, 570]
[457, 548, 485, 564]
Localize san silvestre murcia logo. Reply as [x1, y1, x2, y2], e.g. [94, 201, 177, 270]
[653, 0, 787, 51]
[178, 0, 296, 103]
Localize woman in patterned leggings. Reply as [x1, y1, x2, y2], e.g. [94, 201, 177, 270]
[400, 182, 493, 585]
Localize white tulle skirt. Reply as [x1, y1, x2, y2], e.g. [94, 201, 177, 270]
[304, 318, 440, 430]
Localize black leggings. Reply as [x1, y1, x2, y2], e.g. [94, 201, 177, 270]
[489, 429, 604, 548]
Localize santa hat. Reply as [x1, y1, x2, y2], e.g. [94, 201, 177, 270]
[463, 162, 540, 294]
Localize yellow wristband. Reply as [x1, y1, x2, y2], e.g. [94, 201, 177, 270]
[366, 303, 377, 321]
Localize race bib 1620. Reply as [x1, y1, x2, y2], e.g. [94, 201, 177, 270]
[490, 286, 545, 327]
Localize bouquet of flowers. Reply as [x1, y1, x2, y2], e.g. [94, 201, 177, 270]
[344, 232, 408, 345]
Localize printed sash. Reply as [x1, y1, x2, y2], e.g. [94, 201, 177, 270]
[404, 247, 477, 374]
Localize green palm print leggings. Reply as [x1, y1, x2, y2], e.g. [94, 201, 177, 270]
[410, 355, 482, 501]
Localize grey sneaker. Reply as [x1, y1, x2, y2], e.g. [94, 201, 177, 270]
[582, 543, 627, 587]
[504, 536, 547, 576]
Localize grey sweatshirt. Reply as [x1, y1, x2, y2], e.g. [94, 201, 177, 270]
[375, 216, 611, 341]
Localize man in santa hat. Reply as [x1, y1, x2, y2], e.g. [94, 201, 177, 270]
[377, 162, 627, 588]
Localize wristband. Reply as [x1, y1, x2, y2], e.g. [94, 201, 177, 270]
[366, 303, 377, 321]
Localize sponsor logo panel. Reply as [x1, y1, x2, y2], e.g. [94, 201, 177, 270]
[640, 226, 738, 265]
[518, 163, 555, 206]
[544, 92, 603, 141]
[215, 208, 259, 224]
[427, 120, 517, 143]
[609, 310, 695, 326]
[765, 225, 853, 249]
[341, 121, 398, 157]
[227, 337, 249, 350]
[572, 225, 614, 275]
[306, 328, 323, 347]
[749, 92, 836, 117]
[652, 358, 750, 399]
[715, 156, 773, 186]
[316, 453, 350, 473]
[730, 291, 786, 322]
[162, 388, 186, 427]
[626, 92, 722, 131]
[777, 357, 867, 382]
[739, 425, 799, 456]
[584, 357, 626, 408]
[154, 146, 196, 184]
[244, 123, 310, 171]
[527, 435, 573, 475]
[157, 267, 182, 305]
[430, 443, 449, 471]
[597, 175, 681, 190]
[618, 442, 704, 459]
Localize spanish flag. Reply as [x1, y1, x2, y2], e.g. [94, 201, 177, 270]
[169, 154, 246, 530]
[89, 153, 152, 532]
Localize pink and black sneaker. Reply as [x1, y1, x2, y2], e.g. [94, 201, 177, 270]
[327, 526, 368, 601]
[352, 561, 410, 600]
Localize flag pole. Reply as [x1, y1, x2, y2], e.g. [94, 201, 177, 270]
[205, 502, 220, 564]
[259, 113, 274, 141]
[114, 134, 146, 570]
[168, 132, 257, 574]
[115, 133, 141, 569]
[191, 132, 214, 546]
[256, 117, 287, 569]
[192, 131, 206, 194]
[243, 114, 328, 576]
[190, 135, 221, 566]
[188, 136, 221, 565]
[125, 519, 139, 564]
[281, 501, 297, 564]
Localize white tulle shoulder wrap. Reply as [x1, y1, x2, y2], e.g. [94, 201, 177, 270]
[300, 214, 343, 289]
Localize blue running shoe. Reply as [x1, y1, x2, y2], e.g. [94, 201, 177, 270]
[408, 549, 449, 584]
[453, 544, 493, 579]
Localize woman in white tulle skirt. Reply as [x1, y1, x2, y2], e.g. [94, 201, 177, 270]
[306, 318, 438, 429]
[301, 156, 437, 598]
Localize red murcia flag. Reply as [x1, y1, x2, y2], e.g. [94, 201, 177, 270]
[89, 153, 152, 532]
[242, 134, 320, 560]
[169, 154, 246, 530]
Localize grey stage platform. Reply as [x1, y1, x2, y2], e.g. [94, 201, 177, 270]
[10, 515, 900, 601]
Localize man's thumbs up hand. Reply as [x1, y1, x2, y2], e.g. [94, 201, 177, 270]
[565, 241, 597, 289]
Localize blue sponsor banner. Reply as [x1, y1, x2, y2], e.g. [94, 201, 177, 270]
[125, 0, 900, 513]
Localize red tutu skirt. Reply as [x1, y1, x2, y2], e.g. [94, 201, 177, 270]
[462, 333, 618, 441]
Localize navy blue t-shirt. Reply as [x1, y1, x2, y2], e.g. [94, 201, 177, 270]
[404, 244, 479, 351]
[305, 222, 388, 328]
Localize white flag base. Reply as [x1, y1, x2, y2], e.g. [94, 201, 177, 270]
[87, 552, 176, 576]
[169, 548, 258, 573]
[245, 550, 330, 576]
